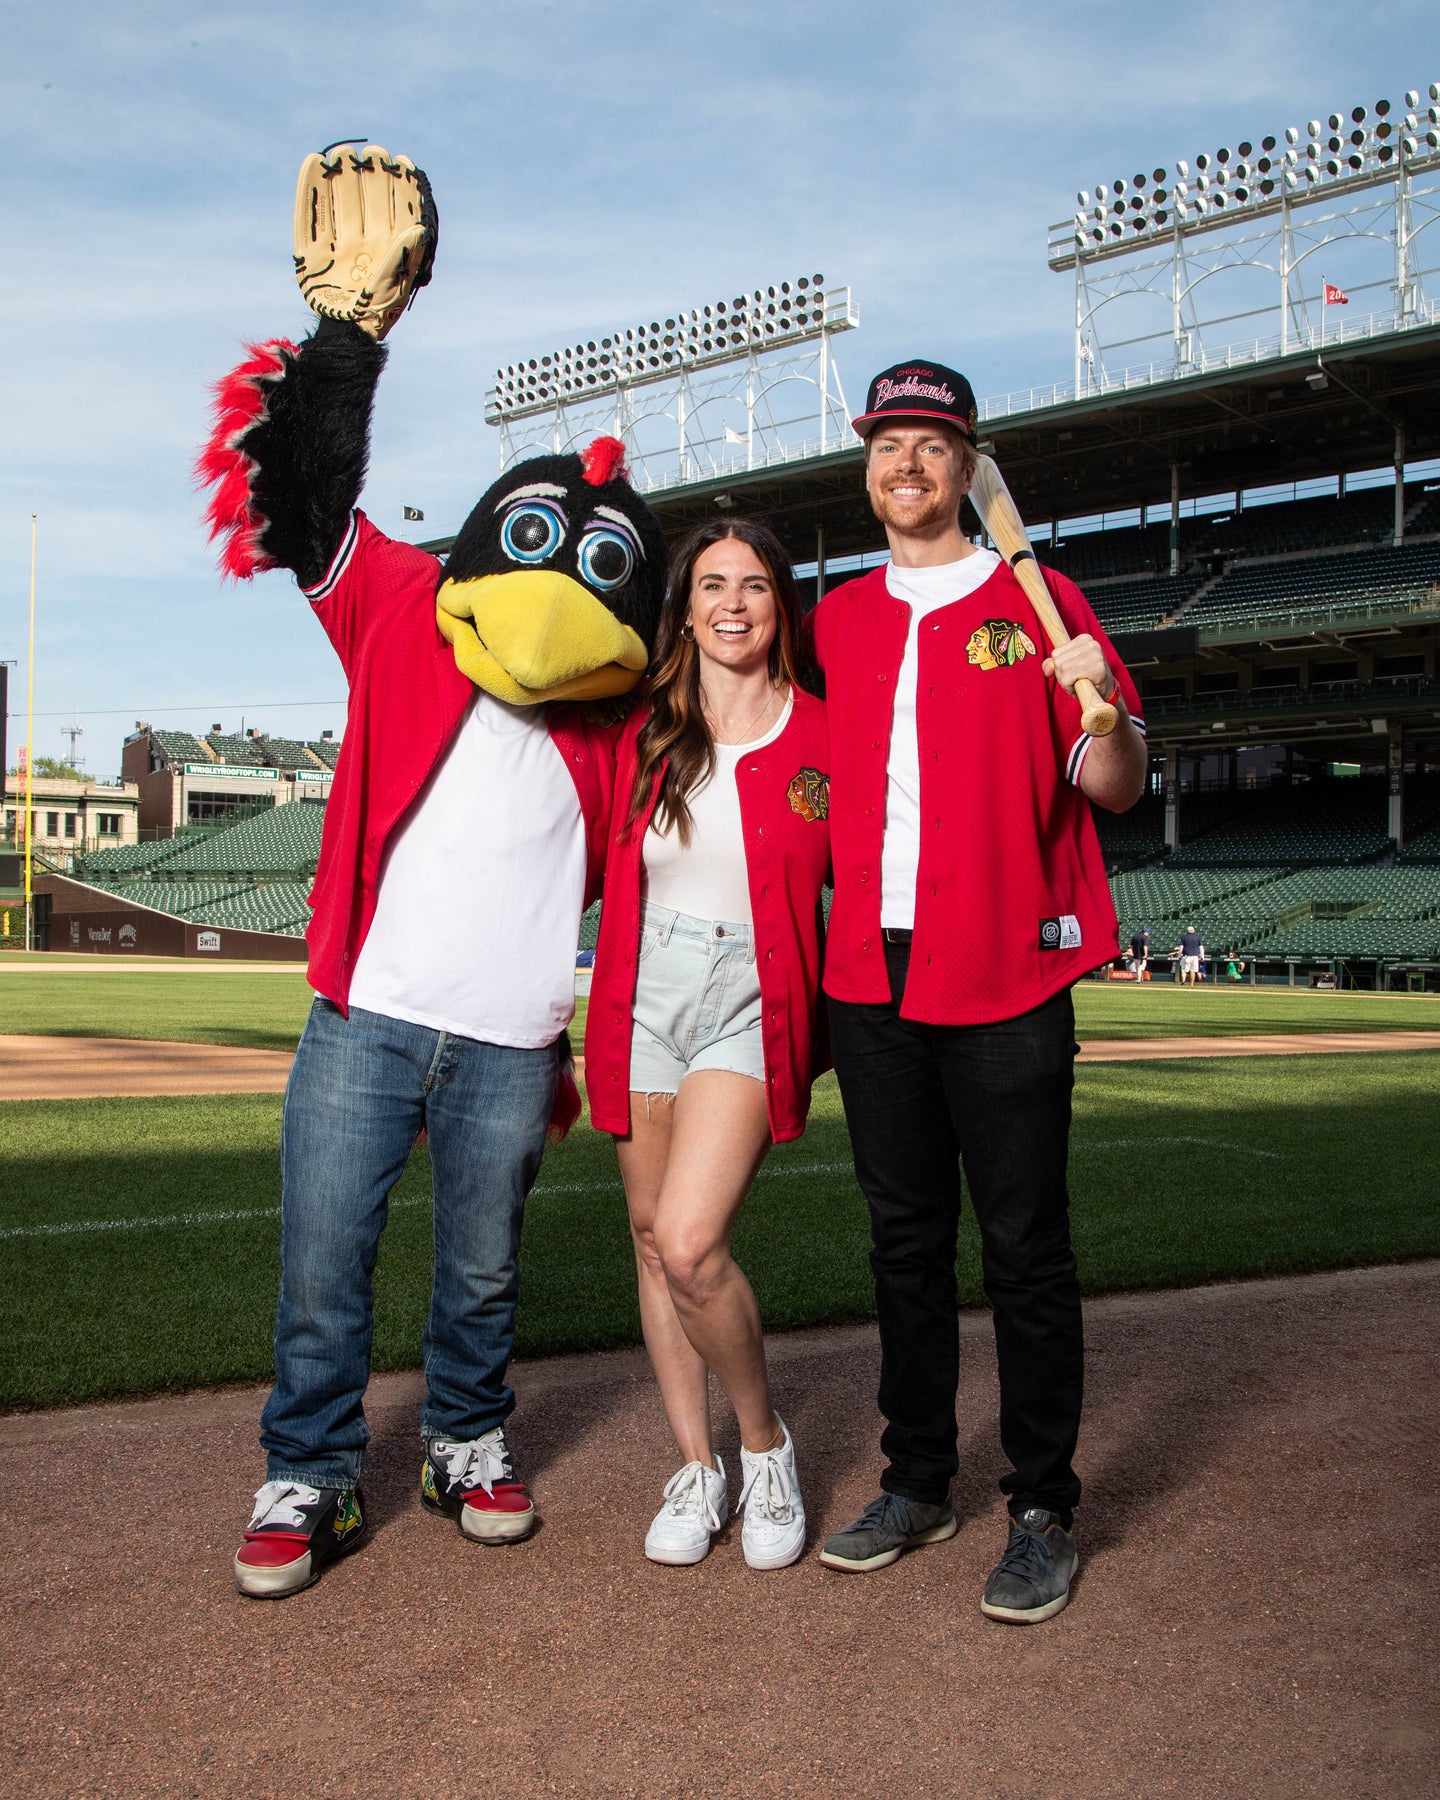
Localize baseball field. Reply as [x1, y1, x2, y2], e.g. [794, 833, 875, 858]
[3, 963, 1438, 1411]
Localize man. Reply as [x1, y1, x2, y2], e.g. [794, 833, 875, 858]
[807, 360, 1147, 1623]
[1178, 924, 1203, 986]
[1128, 925, 1150, 979]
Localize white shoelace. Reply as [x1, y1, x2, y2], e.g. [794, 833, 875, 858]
[737, 1451, 796, 1525]
[431, 1428, 511, 1496]
[247, 1480, 322, 1532]
[660, 1461, 723, 1531]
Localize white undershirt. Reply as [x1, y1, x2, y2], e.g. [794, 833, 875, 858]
[348, 693, 585, 1047]
[642, 693, 794, 926]
[880, 549, 1001, 929]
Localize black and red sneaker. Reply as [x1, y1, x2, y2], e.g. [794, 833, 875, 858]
[421, 1427, 536, 1544]
[233, 1480, 367, 1599]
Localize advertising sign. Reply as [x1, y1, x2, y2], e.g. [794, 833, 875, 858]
[182, 763, 279, 782]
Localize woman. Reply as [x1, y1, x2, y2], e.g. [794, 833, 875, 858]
[585, 519, 829, 1570]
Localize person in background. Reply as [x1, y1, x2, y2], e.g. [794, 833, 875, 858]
[1178, 925, 1204, 986]
[1128, 926, 1150, 979]
[585, 518, 830, 1572]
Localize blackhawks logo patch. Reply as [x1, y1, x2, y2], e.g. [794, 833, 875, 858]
[787, 766, 830, 822]
[967, 619, 1037, 671]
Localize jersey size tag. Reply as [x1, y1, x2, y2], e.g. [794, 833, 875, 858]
[1038, 915, 1082, 951]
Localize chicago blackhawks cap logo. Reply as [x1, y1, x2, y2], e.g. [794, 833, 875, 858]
[852, 359, 980, 440]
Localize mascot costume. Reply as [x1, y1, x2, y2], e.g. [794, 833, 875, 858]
[198, 146, 664, 1599]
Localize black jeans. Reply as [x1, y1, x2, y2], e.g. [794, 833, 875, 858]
[828, 941, 1083, 1517]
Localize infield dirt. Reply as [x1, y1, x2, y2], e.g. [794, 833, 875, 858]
[1, 1261, 1436, 1798]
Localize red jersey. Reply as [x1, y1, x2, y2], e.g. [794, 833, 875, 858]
[300, 510, 618, 1012]
[808, 560, 1144, 1026]
[584, 690, 831, 1143]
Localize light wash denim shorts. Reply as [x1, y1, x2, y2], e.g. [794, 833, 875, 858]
[629, 901, 765, 1093]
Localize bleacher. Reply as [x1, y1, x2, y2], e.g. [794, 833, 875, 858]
[1184, 541, 1440, 631]
[1045, 523, 1169, 584]
[185, 882, 313, 934]
[151, 729, 208, 767]
[1167, 779, 1390, 866]
[256, 736, 317, 771]
[75, 840, 185, 877]
[204, 731, 267, 767]
[306, 738, 340, 770]
[1183, 489, 1397, 559]
[163, 802, 325, 876]
[1085, 573, 1200, 634]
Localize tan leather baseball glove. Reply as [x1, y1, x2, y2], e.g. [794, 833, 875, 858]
[293, 142, 438, 341]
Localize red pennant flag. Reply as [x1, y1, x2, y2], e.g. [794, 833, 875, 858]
[1323, 282, 1350, 306]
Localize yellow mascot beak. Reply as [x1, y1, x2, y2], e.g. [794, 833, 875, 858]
[436, 570, 649, 706]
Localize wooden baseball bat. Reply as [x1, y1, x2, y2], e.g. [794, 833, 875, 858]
[968, 454, 1118, 738]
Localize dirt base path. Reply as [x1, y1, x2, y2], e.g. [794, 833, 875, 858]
[5, 1028, 1440, 1100]
[1, 1261, 1435, 1799]
[0, 1034, 296, 1098]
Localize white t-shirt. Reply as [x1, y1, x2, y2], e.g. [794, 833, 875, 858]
[642, 693, 794, 926]
[347, 693, 585, 1047]
[880, 549, 1001, 930]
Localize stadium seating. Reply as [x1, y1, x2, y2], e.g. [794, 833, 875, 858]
[203, 731, 267, 766]
[1183, 542, 1440, 631]
[306, 738, 341, 770]
[1167, 779, 1390, 866]
[185, 882, 313, 934]
[163, 802, 325, 875]
[1084, 573, 1202, 634]
[74, 839, 184, 876]
[1043, 523, 1170, 583]
[256, 736, 318, 771]
[150, 729, 209, 766]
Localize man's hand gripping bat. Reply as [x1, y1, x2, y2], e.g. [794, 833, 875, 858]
[968, 455, 1118, 738]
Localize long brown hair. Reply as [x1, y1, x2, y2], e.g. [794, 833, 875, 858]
[625, 518, 803, 844]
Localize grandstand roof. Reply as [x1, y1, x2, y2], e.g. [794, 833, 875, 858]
[422, 325, 1440, 565]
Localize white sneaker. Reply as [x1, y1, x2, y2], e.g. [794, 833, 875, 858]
[737, 1417, 805, 1570]
[644, 1458, 729, 1566]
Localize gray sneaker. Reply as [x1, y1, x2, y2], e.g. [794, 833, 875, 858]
[817, 1492, 957, 1572]
[980, 1507, 1078, 1623]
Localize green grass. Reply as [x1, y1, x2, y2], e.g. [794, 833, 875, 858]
[0, 969, 316, 1051]
[1072, 982, 1440, 1038]
[4, 964, 1438, 1054]
[3, 1052, 1437, 1410]
[0, 969, 592, 1052]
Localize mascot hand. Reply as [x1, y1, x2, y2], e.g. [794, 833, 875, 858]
[293, 143, 438, 341]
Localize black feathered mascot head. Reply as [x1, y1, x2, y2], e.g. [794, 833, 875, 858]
[435, 435, 665, 706]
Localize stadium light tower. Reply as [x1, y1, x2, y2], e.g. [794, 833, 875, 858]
[485, 275, 859, 493]
[1046, 82, 1440, 393]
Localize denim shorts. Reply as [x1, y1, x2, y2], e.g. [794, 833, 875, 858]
[629, 901, 765, 1092]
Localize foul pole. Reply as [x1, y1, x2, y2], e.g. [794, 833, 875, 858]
[24, 515, 35, 952]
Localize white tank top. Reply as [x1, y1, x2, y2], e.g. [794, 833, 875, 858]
[642, 694, 793, 926]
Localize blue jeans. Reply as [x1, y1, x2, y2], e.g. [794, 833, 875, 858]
[259, 998, 557, 1487]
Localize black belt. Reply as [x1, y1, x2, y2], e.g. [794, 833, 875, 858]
[881, 928, 913, 945]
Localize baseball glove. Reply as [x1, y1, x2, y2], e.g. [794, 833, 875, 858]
[293, 142, 438, 341]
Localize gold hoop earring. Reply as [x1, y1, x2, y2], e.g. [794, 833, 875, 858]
[680, 619, 695, 641]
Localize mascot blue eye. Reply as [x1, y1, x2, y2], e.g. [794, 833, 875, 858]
[501, 504, 565, 564]
[578, 529, 635, 592]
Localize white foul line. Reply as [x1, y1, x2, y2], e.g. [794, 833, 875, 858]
[0, 1141, 1273, 1244]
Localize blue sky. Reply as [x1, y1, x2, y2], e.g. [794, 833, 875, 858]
[3, 1, 1436, 779]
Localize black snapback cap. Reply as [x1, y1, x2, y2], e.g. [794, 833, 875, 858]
[851, 359, 979, 440]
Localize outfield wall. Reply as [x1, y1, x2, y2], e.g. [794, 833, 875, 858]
[33, 874, 308, 962]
